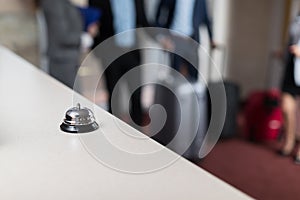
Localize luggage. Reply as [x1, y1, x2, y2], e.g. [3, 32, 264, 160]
[207, 82, 240, 139]
[243, 53, 284, 142]
[151, 75, 208, 160]
[207, 47, 240, 139]
[243, 89, 283, 141]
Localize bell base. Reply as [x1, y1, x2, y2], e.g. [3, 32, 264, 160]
[60, 122, 99, 133]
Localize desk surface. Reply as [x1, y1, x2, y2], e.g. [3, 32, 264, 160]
[0, 46, 251, 200]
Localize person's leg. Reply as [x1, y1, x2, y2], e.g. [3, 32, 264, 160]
[130, 87, 143, 126]
[186, 41, 199, 81]
[294, 96, 300, 162]
[104, 67, 114, 113]
[296, 146, 300, 162]
[123, 50, 143, 126]
[281, 92, 297, 155]
[295, 97, 300, 141]
[103, 57, 122, 114]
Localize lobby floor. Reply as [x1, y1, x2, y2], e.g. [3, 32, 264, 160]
[198, 138, 300, 200]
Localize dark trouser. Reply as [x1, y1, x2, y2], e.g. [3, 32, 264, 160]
[104, 50, 143, 126]
[173, 55, 198, 81]
[171, 34, 199, 82]
[49, 60, 79, 89]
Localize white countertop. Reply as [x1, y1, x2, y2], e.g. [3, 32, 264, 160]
[0, 46, 252, 200]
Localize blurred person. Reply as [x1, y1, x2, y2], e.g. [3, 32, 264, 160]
[155, 0, 216, 81]
[78, 6, 101, 53]
[89, 0, 149, 126]
[279, 13, 300, 163]
[40, 0, 83, 88]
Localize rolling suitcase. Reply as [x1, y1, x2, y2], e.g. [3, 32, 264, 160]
[243, 89, 283, 141]
[207, 47, 240, 139]
[151, 64, 207, 161]
[243, 54, 284, 141]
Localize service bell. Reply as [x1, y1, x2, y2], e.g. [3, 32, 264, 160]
[60, 103, 99, 133]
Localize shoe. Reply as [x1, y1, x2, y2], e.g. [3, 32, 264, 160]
[294, 156, 300, 165]
[277, 149, 292, 157]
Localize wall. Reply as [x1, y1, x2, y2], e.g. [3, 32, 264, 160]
[224, 0, 286, 98]
[0, 0, 38, 66]
[199, 0, 287, 98]
[0, 0, 35, 13]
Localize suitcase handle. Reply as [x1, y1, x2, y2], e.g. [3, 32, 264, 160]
[208, 44, 227, 81]
[264, 51, 284, 89]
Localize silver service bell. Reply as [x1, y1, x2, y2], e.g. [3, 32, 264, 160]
[60, 103, 99, 133]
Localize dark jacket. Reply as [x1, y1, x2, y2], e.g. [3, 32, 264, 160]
[41, 0, 82, 61]
[89, 0, 149, 46]
[155, 0, 213, 42]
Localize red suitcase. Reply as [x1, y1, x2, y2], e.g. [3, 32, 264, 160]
[243, 89, 283, 141]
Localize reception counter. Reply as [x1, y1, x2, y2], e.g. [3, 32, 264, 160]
[0, 46, 252, 199]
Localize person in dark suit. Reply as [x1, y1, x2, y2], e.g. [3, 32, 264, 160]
[40, 0, 83, 88]
[89, 0, 149, 126]
[155, 0, 216, 81]
[90, 0, 149, 46]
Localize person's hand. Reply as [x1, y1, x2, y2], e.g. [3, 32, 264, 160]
[290, 45, 300, 57]
[210, 40, 217, 49]
[159, 36, 175, 51]
[80, 33, 93, 52]
[87, 22, 99, 38]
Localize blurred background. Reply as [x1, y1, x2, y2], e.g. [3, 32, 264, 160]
[1, 0, 296, 96]
[1, 0, 300, 199]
